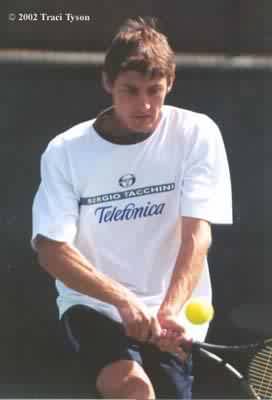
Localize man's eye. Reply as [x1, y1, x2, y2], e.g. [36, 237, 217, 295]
[149, 87, 162, 95]
[123, 87, 137, 95]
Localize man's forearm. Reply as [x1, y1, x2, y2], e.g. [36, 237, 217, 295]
[37, 238, 135, 309]
[159, 218, 211, 317]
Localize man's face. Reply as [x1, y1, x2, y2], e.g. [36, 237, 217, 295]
[105, 70, 171, 134]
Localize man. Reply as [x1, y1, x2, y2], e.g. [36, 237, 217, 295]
[32, 17, 232, 399]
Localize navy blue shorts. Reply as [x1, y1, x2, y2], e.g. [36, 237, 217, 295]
[62, 305, 193, 399]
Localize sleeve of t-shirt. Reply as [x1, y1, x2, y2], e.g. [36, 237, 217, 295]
[180, 115, 233, 224]
[31, 139, 79, 251]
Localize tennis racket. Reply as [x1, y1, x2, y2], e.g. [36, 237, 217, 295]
[183, 338, 272, 399]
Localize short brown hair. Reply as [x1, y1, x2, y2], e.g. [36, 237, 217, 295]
[103, 17, 176, 84]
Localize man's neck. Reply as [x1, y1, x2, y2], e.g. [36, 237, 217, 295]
[93, 107, 153, 145]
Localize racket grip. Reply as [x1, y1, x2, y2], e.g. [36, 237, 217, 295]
[179, 339, 195, 352]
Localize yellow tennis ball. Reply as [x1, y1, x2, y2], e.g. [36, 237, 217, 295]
[185, 298, 214, 325]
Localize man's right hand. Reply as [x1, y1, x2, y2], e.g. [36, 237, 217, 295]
[118, 299, 161, 343]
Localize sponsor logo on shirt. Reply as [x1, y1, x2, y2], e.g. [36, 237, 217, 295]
[95, 201, 165, 224]
[118, 174, 136, 188]
[79, 182, 175, 206]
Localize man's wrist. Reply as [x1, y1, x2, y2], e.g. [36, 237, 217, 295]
[113, 288, 139, 310]
[158, 304, 180, 319]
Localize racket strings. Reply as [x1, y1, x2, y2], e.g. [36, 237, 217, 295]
[263, 346, 272, 400]
[248, 342, 272, 399]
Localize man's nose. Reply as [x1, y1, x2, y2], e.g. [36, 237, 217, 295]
[138, 94, 151, 111]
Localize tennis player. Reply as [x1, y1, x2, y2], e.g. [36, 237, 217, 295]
[32, 17, 232, 399]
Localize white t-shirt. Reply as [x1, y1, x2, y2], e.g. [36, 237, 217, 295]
[32, 105, 232, 341]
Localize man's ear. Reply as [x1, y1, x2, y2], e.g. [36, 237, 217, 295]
[102, 72, 113, 94]
[167, 79, 174, 93]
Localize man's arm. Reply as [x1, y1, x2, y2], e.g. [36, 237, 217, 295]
[150, 217, 211, 354]
[35, 235, 158, 342]
[159, 216, 211, 317]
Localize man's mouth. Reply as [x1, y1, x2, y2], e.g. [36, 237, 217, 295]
[133, 115, 152, 120]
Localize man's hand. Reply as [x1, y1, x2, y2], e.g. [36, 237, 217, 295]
[118, 299, 161, 343]
[150, 312, 192, 361]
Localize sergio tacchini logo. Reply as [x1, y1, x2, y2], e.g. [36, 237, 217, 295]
[119, 174, 136, 188]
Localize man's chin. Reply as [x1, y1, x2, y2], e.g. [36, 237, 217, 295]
[129, 120, 156, 134]
[129, 127, 153, 135]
